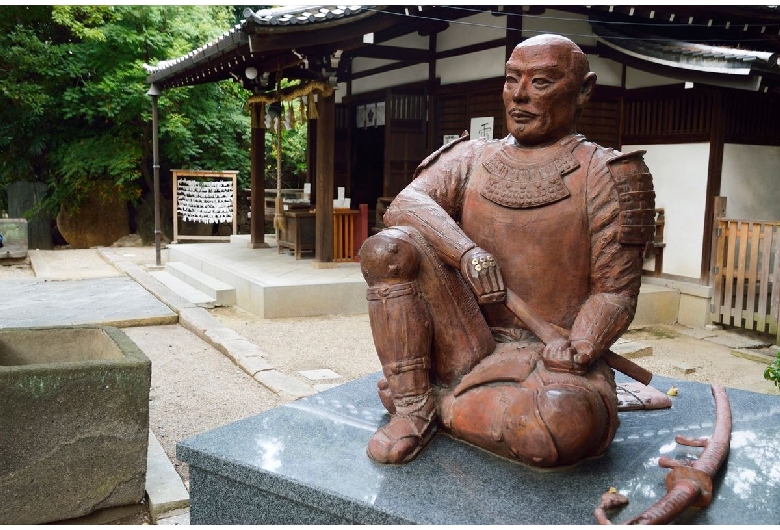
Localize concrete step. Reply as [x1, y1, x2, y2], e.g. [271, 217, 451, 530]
[164, 262, 236, 307]
[149, 270, 216, 308]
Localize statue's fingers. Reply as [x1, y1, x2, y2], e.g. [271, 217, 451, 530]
[483, 265, 498, 293]
[494, 265, 505, 292]
[482, 259, 501, 293]
[478, 267, 493, 296]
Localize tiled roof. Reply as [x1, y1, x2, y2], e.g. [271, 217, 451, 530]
[144, 6, 371, 81]
[245, 5, 367, 26]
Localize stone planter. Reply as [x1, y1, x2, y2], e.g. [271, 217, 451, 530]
[0, 327, 151, 524]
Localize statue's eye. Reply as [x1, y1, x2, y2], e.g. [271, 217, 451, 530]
[532, 78, 552, 89]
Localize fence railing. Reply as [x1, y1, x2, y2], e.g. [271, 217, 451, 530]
[710, 218, 780, 337]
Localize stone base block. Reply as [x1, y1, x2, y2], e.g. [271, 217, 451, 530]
[178, 372, 780, 525]
[0, 327, 151, 524]
[632, 283, 680, 327]
[0, 218, 28, 259]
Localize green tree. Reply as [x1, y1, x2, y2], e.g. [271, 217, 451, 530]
[265, 103, 309, 192]
[0, 6, 67, 211]
[0, 6, 253, 232]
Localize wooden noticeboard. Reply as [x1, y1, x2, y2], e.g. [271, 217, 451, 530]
[172, 169, 238, 243]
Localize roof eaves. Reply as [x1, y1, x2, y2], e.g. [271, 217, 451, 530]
[592, 23, 776, 77]
[143, 21, 247, 82]
[144, 6, 374, 85]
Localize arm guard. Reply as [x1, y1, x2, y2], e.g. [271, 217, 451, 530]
[608, 151, 656, 248]
[569, 147, 654, 362]
[569, 293, 636, 362]
[384, 134, 481, 268]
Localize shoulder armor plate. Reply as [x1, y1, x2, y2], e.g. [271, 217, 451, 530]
[413, 132, 472, 180]
[607, 150, 656, 246]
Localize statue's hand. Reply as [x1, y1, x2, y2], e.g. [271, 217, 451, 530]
[542, 339, 588, 375]
[460, 247, 506, 304]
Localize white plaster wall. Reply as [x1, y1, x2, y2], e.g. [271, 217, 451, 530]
[587, 55, 623, 87]
[437, 48, 506, 85]
[721, 144, 780, 221]
[521, 8, 596, 48]
[625, 67, 681, 89]
[385, 31, 428, 50]
[625, 143, 711, 279]
[347, 31, 430, 95]
[437, 12, 506, 51]
[350, 63, 429, 94]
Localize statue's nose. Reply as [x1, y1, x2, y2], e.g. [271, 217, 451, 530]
[511, 80, 530, 103]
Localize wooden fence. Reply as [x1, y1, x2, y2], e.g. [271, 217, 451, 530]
[710, 218, 780, 336]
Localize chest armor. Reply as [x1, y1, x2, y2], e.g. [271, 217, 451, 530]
[461, 135, 596, 330]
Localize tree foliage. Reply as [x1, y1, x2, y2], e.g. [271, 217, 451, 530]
[0, 6, 260, 217]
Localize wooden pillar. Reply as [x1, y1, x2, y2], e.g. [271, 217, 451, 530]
[249, 101, 269, 248]
[315, 92, 335, 264]
[701, 90, 725, 281]
[504, 6, 523, 60]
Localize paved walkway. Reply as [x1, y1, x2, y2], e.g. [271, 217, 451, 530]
[0, 276, 177, 329]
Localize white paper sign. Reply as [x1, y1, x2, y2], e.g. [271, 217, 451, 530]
[443, 134, 459, 145]
[469, 116, 494, 140]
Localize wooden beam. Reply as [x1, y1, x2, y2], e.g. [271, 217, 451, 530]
[349, 45, 429, 62]
[350, 60, 422, 81]
[701, 90, 725, 282]
[437, 38, 506, 60]
[248, 102, 268, 248]
[315, 92, 335, 263]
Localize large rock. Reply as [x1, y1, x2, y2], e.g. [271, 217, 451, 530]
[0, 326, 151, 524]
[56, 186, 130, 248]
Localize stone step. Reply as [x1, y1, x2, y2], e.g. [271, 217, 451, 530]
[611, 338, 653, 359]
[149, 270, 216, 308]
[631, 283, 680, 328]
[164, 262, 236, 307]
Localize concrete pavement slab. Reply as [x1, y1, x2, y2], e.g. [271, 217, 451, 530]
[29, 248, 122, 279]
[0, 276, 177, 329]
[705, 332, 773, 349]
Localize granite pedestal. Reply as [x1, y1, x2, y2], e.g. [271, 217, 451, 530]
[178, 372, 780, 525]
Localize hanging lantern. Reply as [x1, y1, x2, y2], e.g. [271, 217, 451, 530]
[267, 101, 283, 119]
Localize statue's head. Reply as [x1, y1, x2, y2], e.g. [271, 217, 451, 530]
[503, 34, 597, 147]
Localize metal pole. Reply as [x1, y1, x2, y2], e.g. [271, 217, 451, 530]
[151, 91, 161, 267]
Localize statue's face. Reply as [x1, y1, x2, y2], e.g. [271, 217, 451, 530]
[503, 38, 593, 147]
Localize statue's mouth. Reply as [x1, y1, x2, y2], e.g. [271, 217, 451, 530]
[509, 109, 537, 122]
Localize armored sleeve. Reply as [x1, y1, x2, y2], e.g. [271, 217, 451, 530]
[568, 148, 655, 361]
[383, 135, 484, 268]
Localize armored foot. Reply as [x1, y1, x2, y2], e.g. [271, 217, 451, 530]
[367, 392, 438, 464]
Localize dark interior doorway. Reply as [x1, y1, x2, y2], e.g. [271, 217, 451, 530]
[351, 126, 385, 218]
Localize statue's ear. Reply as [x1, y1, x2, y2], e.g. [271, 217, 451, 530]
[577, 72, 597, 107]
